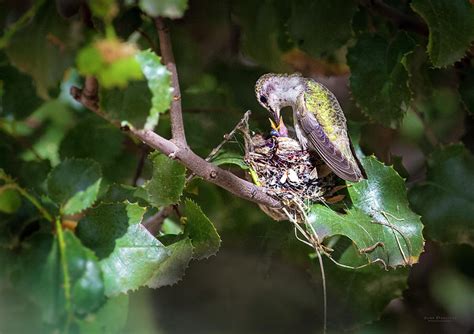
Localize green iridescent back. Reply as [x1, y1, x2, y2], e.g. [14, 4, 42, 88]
[302, 80, 352, 159]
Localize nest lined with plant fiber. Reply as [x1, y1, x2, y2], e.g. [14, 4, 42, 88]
[244, 132, 336, 220]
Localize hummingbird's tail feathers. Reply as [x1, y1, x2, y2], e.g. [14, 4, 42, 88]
[349, 140, 367, 180]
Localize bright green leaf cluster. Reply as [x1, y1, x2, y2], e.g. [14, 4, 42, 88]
[135, 50, 173, 130]
[77, 39, 143, 89]
[97, 49, 172, 130]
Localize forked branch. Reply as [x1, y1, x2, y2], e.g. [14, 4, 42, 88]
[71, 78, 279, 208]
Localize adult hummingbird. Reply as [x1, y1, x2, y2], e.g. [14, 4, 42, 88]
[255, 73, 365, 182]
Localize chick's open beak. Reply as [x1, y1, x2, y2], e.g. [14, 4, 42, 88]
[269, 116, 284, 131]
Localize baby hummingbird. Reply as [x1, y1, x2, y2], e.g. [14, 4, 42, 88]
[255, 73, 365, 182]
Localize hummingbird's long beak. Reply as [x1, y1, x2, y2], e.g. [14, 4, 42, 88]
[269, 110, 281, 131]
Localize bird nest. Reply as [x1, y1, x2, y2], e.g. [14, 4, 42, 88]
[243, 131, 337, 220]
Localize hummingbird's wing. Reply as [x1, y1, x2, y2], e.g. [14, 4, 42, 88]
[296, 80, 365, 182]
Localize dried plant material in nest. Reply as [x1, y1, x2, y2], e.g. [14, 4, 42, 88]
[244, 133, 336, 220]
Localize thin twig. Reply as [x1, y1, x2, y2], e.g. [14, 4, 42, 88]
[55, 217, 72, 333]
[283, 206, 326, 334]
[137, 28, 158, 53]
[315, 248, 327, 334]
[132, 145, 149, 186]
[186, 110, 251, 182]
[0, 174, 53, 223]
[142, 205, 175, 235]
[154, 17, 187, 147]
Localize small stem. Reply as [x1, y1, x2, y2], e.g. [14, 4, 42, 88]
[132, 145, 149, 186]
[137, 28, 158, 52]
[142, 205, 174, 235]
[55, 217, 72, 333]
[316, 249, 327, 334]
[0, 174, 53, 222]
[16, 186, 54, 222]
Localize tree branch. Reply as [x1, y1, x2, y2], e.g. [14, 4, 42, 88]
[142, 205, 175, 235]
[70, 80, 280, 209]
[154, 17, 187, 147]
[360, 0, 428, 36]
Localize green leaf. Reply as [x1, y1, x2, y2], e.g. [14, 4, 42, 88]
[47, 158, 102, 215]
[309, 156, 424, 268]
[18, 160, 51, 191]
[460, 68, 474, 115]
[76, 203, 143, 259]
[11, 232, 59, 324]
[100, 80, 151, 129]
[0, 188, 21, 214]
[4, 1, 82, 98]
[138, 0, 188, 19]
[99, 203, 171, 296]
[0, 62, 43, 119]
[211, 151, 249, 170]
[78, 295, 129, 334]
[144, 153, 186, 207]
[146, 237, 193, 288]
[135, 50, 173, 130]
[77, 39, 143, 89]
[101, 183, 148, 205]
[11, 230, 105, 326]
[411, 0, 474, 68]
[59, 116, 125, 177]
[409, 144, 474, 246]
[63, 231, 105, 316]
[184, 199, 221, 260]
[402, 45, 435, 99]
[348, 33, 415, 127]
[288, 0, 357, 57]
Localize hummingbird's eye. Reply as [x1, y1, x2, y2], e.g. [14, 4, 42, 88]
[259, 95, 268, 104]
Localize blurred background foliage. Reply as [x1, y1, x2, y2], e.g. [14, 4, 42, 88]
[0, 0, 473, 333]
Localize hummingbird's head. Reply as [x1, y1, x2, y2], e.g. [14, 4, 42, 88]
[255, 73, 304, 126]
